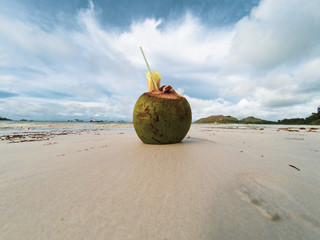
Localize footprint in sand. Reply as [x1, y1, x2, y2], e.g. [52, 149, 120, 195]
[236, 185, 281, 222]
[73, 145, 108, 153]
[236, 175, 284, 222]
[99, 145, 108, 148]
[43, 142, 58, 145]
[57, 145, 108, 157]
[236, 174, 320, 234]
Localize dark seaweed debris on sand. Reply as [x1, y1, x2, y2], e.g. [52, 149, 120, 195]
[0, 129, 103, 143]
[289, 164, 301, 171]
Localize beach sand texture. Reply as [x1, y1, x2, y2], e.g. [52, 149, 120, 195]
[1, 123, 320, 239]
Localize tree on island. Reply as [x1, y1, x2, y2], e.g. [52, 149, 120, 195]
[278, 105, 320, 125]
[305, 105, 320, 125]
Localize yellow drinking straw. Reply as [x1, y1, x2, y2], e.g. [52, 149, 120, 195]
[140, 47, 159, 91]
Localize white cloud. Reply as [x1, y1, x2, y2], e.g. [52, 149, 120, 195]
[230, 0, 320, 70]
[0, 0, 320, 121]
[117, 13, 234, 76]
[1, 96, 134, 121]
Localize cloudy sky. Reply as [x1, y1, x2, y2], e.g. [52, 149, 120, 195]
[0, 0, 319, 121]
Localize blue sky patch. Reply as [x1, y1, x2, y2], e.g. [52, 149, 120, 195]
[0, 90, 19, 98]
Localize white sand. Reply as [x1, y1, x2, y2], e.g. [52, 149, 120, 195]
[0, 123, 320, 239]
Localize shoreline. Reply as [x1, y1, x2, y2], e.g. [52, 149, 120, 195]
[1, 122, 318, 141]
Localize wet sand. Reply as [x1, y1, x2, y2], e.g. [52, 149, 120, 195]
[1, 123, 320, 239]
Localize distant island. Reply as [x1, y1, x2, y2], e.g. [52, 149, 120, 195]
[0, 116, 12, 121]
[195, 105, 320, 125]
[195, 115, 275, 124]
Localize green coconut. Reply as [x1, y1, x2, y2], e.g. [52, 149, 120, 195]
[133, 87, 192, 144]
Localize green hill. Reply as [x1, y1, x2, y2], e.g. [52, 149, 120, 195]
[240, 116, 275, 124]
[195, 106, 320, 125]
[195, 115, 239, 123]
[195, 115, 275, 124]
